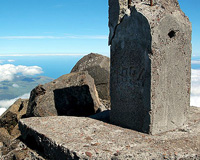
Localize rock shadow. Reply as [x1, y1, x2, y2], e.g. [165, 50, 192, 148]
[53, 85, 95, 117]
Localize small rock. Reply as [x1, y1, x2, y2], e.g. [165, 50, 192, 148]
[83, 144, 90, 147]
[0, 142, 3, 148]
[85, 151, 92, 157]
[91, 142, 100, 146]
[85, 136, 93, 141]
[18, 142, 27, 150]
[114, 150, 121, 156]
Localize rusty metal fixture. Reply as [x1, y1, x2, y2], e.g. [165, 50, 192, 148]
[150, 0, 153, 6]
[128, 0, 131, 8]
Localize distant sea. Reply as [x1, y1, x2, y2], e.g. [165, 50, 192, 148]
[0, 55, 200, 116]
[0, 55, 85, 79]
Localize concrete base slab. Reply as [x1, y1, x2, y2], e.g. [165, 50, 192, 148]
[19, 107, 200, 160]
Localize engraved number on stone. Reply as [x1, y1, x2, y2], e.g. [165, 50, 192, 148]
[120, 67, 128, 82]
[129, 66, 136, 83]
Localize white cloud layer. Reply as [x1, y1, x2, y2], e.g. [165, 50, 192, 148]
[0, 36, 64, 39]
[0, 60, 15, 63]
[0, 108, 7, 116]
[0, 53, 86, 57]
[0, 35, 107, 40]
[191, 69, 200, 107]
[191, 60, 200, 65]
[0, 93, 30, 116]
[0, 64, 43, 82]
[7, 59, 15, 62]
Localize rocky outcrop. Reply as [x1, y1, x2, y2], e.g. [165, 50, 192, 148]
[0, 99, 44, 160]
[71, 53, 110, 100]
[19, 106, 200, 160]
[0, 99, 28, 138]
[0, 128, 11, 148]
[99, 99, 111, 110]
[0, 57, 110, 159]
[0, 138, 45, 160]
[26, 71, 102, 117]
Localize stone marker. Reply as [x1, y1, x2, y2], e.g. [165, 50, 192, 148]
[109, 0, 191, 134]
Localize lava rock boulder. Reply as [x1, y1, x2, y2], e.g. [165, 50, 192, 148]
[71, 53, 110, 100]
[0, 99, 28, 138]
[26, 71, 102, 117]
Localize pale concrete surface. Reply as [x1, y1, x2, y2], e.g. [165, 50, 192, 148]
[19, 107, 200, 160]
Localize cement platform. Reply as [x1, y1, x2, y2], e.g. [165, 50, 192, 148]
[19, 107, 200, 160]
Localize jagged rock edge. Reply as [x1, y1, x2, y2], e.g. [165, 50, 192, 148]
[109, 9, 129, 45]
[18, 120, 80, 159]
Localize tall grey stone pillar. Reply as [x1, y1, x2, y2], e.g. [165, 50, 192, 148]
[109, 0, 191, 135]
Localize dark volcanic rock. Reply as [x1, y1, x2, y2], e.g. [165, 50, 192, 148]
[0, 139, 45, 160]
[0, 99, 28, 138]
[71, 53, 110, 100]
[0, 99, 44, 160]
[0, 128, 11, 147]
[0, 111, 18, 134]
[26, 71, 102, 117]
[89, 110, 110, 123]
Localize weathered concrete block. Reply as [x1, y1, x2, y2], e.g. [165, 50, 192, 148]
[18, 107, 200, 159]
[109, 0, 191, 134]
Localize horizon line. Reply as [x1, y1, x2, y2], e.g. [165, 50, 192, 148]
[0, 35, 108, 40]
[0, 53, 89, 57]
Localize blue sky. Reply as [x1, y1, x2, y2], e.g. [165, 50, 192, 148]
[0, 0, 200, 112]
[0, 0, 109, 55]
[179, 0, 200, 56]
[0, 0, 199, 56]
